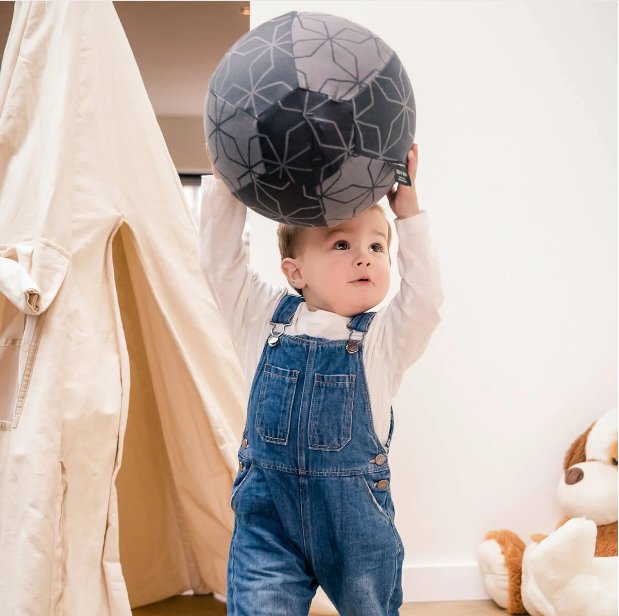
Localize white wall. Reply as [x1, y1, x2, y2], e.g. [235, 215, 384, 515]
[249, 0, 617, 602]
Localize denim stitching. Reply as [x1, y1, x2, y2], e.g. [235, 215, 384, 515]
[308, 374, 355, 451]
[359, 475, 390, 520]
[255, 367, 298, 444]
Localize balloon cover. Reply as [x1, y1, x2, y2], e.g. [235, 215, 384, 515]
[205, 11, 415, 226]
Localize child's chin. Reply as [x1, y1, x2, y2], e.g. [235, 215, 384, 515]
[342, 301, 378, 317]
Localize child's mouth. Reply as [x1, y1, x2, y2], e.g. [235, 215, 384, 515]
[350, 277, 372, 285]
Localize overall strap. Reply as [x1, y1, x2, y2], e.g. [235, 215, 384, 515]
[347, 311, 376, 333]
[271, 294, 304, 324]
[267, 294, 303, 347]
[345, 311, 376, 354]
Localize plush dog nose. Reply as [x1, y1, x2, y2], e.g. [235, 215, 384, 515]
[565, 466, 584, 485]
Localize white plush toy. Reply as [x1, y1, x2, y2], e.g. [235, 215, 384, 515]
[478, 409, 618, 615]
[521, 517, 617, 616]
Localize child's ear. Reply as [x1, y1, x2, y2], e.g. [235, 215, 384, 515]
[281, 258, 306, 290]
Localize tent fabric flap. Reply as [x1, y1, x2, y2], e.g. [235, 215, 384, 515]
[0, 238, 71, 314]
[0, 239, 71, 430]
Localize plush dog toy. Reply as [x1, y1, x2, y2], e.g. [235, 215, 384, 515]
[478, 409, 618, 615]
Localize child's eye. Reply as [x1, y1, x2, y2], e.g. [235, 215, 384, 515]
[334, 240, 350, 250]
[370, 243, 384, 253]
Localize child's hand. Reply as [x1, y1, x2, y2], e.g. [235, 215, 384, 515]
[386, 144, 421, 219]
[205, 144, 221, 179]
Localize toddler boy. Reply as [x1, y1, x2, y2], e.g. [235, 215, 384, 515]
[199, 144, 442, 616]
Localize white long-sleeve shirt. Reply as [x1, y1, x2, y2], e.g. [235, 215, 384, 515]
[198, 176, 443, 446]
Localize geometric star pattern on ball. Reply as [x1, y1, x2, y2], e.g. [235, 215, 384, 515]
[205, 11, 415, 226]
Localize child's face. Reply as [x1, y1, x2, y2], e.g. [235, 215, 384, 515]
[281, 206, 391, 317]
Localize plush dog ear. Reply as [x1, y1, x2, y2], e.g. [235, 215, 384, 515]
[563, 426, 592, 470]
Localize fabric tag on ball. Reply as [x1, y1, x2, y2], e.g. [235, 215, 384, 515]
[387, 160, 411, 186]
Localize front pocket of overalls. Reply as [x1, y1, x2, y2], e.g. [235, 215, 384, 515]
[360, 474, 392, 520]
[230, 459, 255, 511]
[255, 364, 299, 444]
[360, 473, 403, 552]
[308, 373, 355, 451]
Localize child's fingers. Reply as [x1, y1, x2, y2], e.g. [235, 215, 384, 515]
[386, 186, 397, 207]
[407, 143, 418, 178]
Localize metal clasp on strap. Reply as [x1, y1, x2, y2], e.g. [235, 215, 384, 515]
[346, 329, 365, 354]
[267, 322, 287, 347]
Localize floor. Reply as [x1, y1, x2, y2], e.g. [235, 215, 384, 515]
[132, 594, 504, 615]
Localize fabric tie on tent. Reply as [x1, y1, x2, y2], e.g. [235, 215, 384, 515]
[0, 240, 71, 314]
[0, 256, 40, 314]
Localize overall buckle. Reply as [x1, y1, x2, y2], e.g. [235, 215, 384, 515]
[346, 329, 364, 354]
[267, 322, 287, 347]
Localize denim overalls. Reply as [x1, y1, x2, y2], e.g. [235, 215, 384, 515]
[227, 295, 404, 616]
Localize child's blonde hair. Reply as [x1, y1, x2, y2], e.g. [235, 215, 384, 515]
[277, 204, 392, 295]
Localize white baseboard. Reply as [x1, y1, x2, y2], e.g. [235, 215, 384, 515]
[403, 561, 490, 602]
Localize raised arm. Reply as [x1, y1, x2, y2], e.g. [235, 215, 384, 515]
[198, 150, 284, 352]
[376, 144, 444, 373]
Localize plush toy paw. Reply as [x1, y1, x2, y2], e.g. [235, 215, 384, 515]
[478, 530, 527, 614]
[522, 517, 618, 616]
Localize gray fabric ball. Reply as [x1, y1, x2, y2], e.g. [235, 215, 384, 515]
[205, 11, 415, 227]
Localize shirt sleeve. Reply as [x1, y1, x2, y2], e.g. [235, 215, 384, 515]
[371, 212, 443, 381]
[197, 175, 285, 355]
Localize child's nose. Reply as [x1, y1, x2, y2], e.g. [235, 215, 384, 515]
[353, 246, 373, 266]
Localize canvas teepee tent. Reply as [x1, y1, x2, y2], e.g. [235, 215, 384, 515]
[0, 2, 246, 613]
